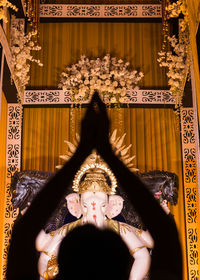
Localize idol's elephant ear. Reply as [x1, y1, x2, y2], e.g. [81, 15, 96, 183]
[106, 195, 124, 219]
[65, 193, 82, 219]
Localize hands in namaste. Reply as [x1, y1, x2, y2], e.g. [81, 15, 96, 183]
[79, 91, 113, 158]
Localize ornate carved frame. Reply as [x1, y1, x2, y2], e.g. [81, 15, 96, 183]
[180, 109, 199, 279]
[23, 89, 175, 105]
[1, 99, 199, 280]
[40, 4, 162, 19]
[1, 11, 200, 280]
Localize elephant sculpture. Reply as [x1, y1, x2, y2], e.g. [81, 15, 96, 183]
[36, 169, 153, 280]
[11, 168, 178, 280]
[11, 128, 179, 280]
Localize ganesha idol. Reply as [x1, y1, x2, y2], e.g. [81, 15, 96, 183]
[36, 131, 155, 280]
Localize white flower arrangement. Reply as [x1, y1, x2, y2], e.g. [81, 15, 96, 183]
[11, 26, 43, 103]
[0, 0, 18, 22]
[59, 54, 144, 104]
[158, 35, 188, 108]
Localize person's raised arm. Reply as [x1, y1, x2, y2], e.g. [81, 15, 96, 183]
[7, 94, 99, 280]
[93, 95, 182, 280]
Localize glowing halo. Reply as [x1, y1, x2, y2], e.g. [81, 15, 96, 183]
[72, 163, 117, 195]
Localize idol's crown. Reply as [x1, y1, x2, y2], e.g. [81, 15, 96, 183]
[72, 163, 117, 195]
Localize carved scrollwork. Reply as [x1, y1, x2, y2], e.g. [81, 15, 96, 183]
[2, 222, 14, 278]
[4, 183, 18, 219]
[188, 228, 198, 266]
[162, 91, 175, 103]
[126, 90, 138, 103]
[45, 91, 60, 102]
[142, 91, 157, 102]
[141, 90, 174, 103]
[142, 91, 160, 102]
[142, 5, 161, 17]
[104, 6, 137, 17]
[24, 90, 175, 105]
[190, 269, 199, 280]
[2, 223, 13, 259]
[186, 188, 197, 223]
[2, 264, 7, 278]
[182, 109, 195, 144]
[8, 106, 21, 140]
[123, 6, 138, 17]
[2, 104, 21, 280]
[24, 91, 61, 103]
[40, 5, 63, 16]
[180, 108, 199, 280]
[66, 6, 100, 17]
[7, 144, 20, 178]
[184, 148, 196, 184]
[39, 4, 162, 19]
[64, 91, 73, 103]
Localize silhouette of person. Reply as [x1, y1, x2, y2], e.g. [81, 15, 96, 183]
[56, 224, 132, 280]
[7, 92, 182, 280]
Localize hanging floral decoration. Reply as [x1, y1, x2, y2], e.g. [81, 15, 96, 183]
[158, 0, 190, 109]
[59, 54, 144, 105]
[11, 25, 43, 103]
[0, 0, 18, 23]
[158, 35, 188, 108]
[24, 0, 40, 32]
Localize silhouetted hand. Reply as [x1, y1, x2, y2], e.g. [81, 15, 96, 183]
[78, 93, 100, 156]
[89, 92, 113, 157]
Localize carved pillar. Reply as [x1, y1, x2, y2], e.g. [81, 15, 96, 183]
[1, 104, 21, 280]
[180, 108, 200, 279]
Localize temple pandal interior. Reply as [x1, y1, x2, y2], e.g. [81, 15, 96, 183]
[0, 0, 200, 279]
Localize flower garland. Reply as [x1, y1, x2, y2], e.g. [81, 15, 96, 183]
[158, 35, 188, 108]
[158, 0, 190, 109]
[11, 26, 43, 103]
[0, 0, 18, 22]
[59, 54, 144, 105]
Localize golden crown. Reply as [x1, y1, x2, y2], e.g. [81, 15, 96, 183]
[73, 164, 117, 194]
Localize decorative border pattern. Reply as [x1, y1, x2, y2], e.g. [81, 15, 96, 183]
[1, 105, 21, 280]
[23, 89, 175, 105]
[40, 4, 162, 18]
[1, 106, 198, 280]
[181, 108, 199, 279]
